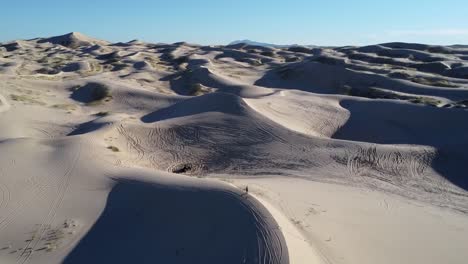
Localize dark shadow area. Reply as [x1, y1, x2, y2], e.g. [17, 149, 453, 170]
[141, 93, 247, 123]
[64, 180, 287, 264]
[1, 42, 21, 52]
[334, 99, 468, 191]
[61, 62, 82, 72]
[67, 119, 108, 136]
[70, 82, 110, 104]
[431, 147, 468, 191]
[333, 100, 468, 146]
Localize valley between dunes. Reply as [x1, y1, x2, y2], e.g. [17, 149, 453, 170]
[1, 32, 468, 264]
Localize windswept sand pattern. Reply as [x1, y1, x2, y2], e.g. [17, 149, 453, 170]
[1, 32, 468, 264]
[0, 170, 11, 211]
[18, 143, 82, 264]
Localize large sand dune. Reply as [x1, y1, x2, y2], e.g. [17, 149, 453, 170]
[1, 33, 468, 264]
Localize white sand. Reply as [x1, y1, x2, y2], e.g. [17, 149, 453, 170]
[1, 32, 468, 263]
[231, 178, 468, 264]
[249, 192, 325, 264]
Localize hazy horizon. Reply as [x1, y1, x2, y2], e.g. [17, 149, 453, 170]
[2, 0, 468, 46]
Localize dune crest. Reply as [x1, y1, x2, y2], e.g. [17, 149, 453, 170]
[0, 33, 467, 264]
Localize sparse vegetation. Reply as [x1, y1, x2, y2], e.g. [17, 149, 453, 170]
[337, 85, 442, 107]
[70, 82, 112, 105]
[388, 71, 459, 88]
[188, 83, 209, 96]
[171, 163, 193, 174]
[81, 61, 103, 76]
[260, 51, 275, 57]
[144, 56, 159, 68]
[10, 94, 46, 105]
[51, 104, 77, 111]
[410, 77, 458, 88]
[94, 111, 109, 117]
[35, 67, 61, 75]
[409, 97, 442, 107]
[107, 146, 119, 152]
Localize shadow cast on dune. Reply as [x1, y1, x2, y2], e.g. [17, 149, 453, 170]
[333, 99, 468, 191]
[67, 119, 109, 136]
[64, 180, 288, 264]
[431, 147, 468, 192]
[141, 92, 247, 123]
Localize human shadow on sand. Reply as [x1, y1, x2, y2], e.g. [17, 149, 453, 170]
[64, 179, 288, 264]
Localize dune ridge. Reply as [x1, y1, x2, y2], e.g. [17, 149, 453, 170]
[0, 32, 468, 264]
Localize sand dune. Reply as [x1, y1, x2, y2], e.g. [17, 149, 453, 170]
[1, 32, 468, 264]
[38, 32, 109, 49]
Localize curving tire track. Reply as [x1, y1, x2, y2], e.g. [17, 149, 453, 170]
[0, 168, 11, 210]
[0, 156, 61, 234]
[223, 190, 287, 264]
[18, 142, 82, 264]
[117, 124, 146, 164]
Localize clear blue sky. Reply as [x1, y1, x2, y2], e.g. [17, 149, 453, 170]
[1, 0, 468, 45]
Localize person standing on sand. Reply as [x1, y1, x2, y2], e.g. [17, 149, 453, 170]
[245, 185, 248, 194]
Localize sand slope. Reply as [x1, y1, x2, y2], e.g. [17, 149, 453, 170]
[1, 32, 468, 264]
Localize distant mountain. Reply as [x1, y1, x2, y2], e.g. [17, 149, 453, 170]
[450, 44, 468, 49]
[228, 39, 301, 48]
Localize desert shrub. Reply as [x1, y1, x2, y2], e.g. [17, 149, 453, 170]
[285, 56, 299, 62]
[107, 146, 119, 152]
[70, 82, 111, 104]
[388, 72, 411, 79]
[187, 83, 210, 96]
[171, 163, 193, 174]
[408, 97, 441, 107]
[94, 111, 109, 116]
[410, 77, 458, 88]
[260, 51, 275, 57]
[389, 72, 458, 88]
[51, 104, 76, 111]
[10, 94, 46, 105]
[36, 67, 61, 75]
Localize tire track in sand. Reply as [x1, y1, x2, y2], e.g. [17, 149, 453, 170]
[0, 167, 12, 210]
[17, 142, 82, 264]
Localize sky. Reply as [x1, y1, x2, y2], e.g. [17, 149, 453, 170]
[1, 0, 468, 46]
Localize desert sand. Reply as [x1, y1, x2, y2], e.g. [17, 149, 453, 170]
[0, 32, 467, 263]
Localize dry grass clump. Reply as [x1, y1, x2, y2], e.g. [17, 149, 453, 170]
[408, 97, 442, 107]
[338, 85, 442, 107]
[51, 104, 77, 111]
[94, 111, 109, 117]
[107, 146, 119, 152]
[260, 51, 275, 57]
[10, 94, 46, 105]
[188, 83, 212, 96]
[410, 77, 458, 88]
[388, 72, 459, 88]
